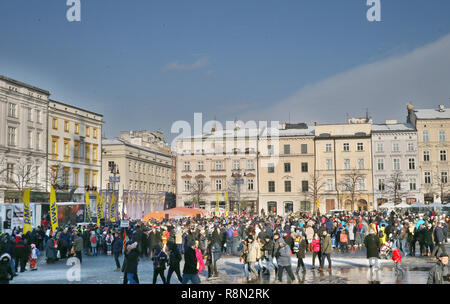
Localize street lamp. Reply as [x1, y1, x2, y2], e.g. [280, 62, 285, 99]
[108, 161, 120, 220]
[231, 169, 246, 215]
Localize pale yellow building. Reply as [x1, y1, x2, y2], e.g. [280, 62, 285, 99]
[315, 119, 374, 212]
[407, 104, 450, 203]
[258, 123, 315, 216]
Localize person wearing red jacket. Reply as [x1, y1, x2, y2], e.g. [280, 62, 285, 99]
[311, 233, 321, 269]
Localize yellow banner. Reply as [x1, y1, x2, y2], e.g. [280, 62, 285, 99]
[225, 191, 229, 217]
[216, 192, 220, 214]
[50, 186, 59, 232]
[110, 192, 116, 222]
[99, 192, 104, 219]
[23, 188, 32, 234]
[96, 192, 101, 227]
[86, 192, 92, 222]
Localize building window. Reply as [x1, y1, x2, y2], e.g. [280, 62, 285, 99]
[284, 162, 291, 173]
[28, 130, 33, 149]
[358, 158, 364, 170]
[392, 143, 399, 152]
[35, 166, 40, 185]
[36, 132, 41, 150]
[73, 169, 79, 187]
[233, 160, 240, 170]
[85, 143, 90, 162]
[357, 142, 364, 151]
[247, 160, 254, 170]
[7, 127, 16, 146]
[248, 179, 254, 190]
[393, 158, 400, 171]
[64, 139, 70, 160]
[422, 130, 429, 142]
[325, 143, 332, 152]
[93, 128, 98, 139]
[75, 123, 80, 134]
[63, 167, 70, 186]
[92, 171, 98, 188]
[326, 159, 333, 171]
[440, 150, 447, 161]
[267, 145, 274, 155]
[197, 161, 204, 171]
[284, 145, 290, 155]
[52, 117, 58, 130]
[326, 179, 333, 191]
[36, 110, 41, 123]
[344, 159, 350, 170]
[184, 162, 190, 171]
[198, 180, 204, 191]
[285, 180, 291, 192]
[93, 145, 98, 162]
[441, 172, 448, 184]
[74, 141, 80, 161]
[301, 144, 307, 154]
[301, 180, 308, 192]
[358, 178, 366, 191]
[301, 162, 308, 172]
[184, 180, 190, 192]
[378, 179, 385, 191]
[408, 158, 415, 170]
[6, 163, 14, 183]
[51, 166, 59, 185]
[215, 161, 222, 170]
[300, 201, 311, 212]
[64, 120, 70, 132]
[27, 108, 33, 121]
[215, 179, 222, 190]
[423, 150, 430, 162]
[409, 178, 416, 191]
[424, 172, 431, 184]
[376, 143, 383, 152]
[268, 181, 275, 192]
[343, 143, 349, 152]
[8, 103, 17, 118]
[439, 130, 446, 142]
[51, 136, 59, 158]
[86, 126, 90, 137]
[407, 143, 415, 152]
[268, 163, 275, 173]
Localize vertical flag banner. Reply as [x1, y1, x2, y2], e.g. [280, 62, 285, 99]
[86, 192, 92, 222]
[50, 186, 59, 232]
[23, 188, 32, 234]
[110, 191, 116, 222]
[225, 191, 229, 217]
[99, 192, 104, 219]
[96, 191, 101, 227]
[216, 192, 220, 215]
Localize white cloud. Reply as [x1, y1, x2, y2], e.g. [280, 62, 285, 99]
[163, 57, 209, 72]
[245, 34, 450, 124]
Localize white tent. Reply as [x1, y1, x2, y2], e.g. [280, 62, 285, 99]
[428, 202, 443, 208]
[379, 202, 395, 209]
[396, 202, 411, 208]
[411, 202, 427, 208]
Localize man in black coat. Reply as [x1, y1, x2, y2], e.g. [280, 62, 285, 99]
[112, 232, 123, 271]
[123, 242, 139, 284]
[182, 240, 200, 284]
[13, 236, 27, 273]
[364, 228, 381, 283]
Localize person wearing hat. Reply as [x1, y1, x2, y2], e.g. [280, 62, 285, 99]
[123, 241, 139, 284]
[0, 253, 13, 284]
[427, 252, 449, 284]
[182, 240, 200, 284]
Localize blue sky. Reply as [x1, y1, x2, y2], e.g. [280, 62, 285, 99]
[1, 0, 450, 143]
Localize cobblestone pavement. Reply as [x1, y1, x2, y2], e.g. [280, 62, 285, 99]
[11, 244, 448, 284]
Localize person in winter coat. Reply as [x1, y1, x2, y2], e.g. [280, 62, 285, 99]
[124, 241, 139, 284]
[305, 225, 315, 251]
[45, 236, 57, 264]
[275, 238, 296, 283]
[365, 228, 381, 283]
[72, 231, 84, 264]
[427, 253, 448, 284]
[14, 235, 27, 272]
[431, 221, 447, 258]
[262, 235, 277, 277]
[195, 240, 206, 274]
[320, 230, 332, 271]
[294, 234, 307, 273]
[90, 231, 98, 256]
[112, 232, 123, 271]
[29, 244, 38, 271]
[311, 233, 321, 269]
[166, 241, 183, 284]
[0, 253, 13, 284]
[182, 240, 201, 284]
[246, 236, 260, 281]
[152, 244, 168, 284]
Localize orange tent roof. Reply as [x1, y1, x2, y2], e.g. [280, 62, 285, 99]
[142, 207, 207, 222]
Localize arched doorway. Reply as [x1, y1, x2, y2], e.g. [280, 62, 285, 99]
[358, 199, 368, 211]
[344, 199, 352, 211]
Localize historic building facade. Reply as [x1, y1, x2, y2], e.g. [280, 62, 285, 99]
[258, 123, 315, 216]
[371, 121, 420, 208]
[407, 104, 450, 203]
[0, 75, 49, 203]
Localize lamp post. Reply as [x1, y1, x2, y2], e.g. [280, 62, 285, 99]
[231, 169, 246, 215]
[108, 161, 120, 220]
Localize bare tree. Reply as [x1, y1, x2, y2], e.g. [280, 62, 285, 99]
[188, 179, 210, 208]
[385, 171, 408, 204]
[300, 173, 326, 215]
[0, 158, 45, 197]
[339, 169, 366, 211]
[435, 171, 450, 204]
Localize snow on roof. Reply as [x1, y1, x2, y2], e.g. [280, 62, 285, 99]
[414, 106, 450, 120]
[372, 123, 416, 132]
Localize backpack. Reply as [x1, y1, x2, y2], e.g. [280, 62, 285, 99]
[233, 229, 238, 238]
[92, 236, 97, 244]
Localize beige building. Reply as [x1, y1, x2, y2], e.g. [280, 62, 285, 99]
[102, 131, 173, 219]
[175, 127, 259, 213]
[48, 100, 103, 201]
[258, 123, 315, 216]
[315, 118, 374, 212]
[407, 104, 450, 203]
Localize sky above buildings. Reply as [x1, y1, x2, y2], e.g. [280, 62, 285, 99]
[1, 0, 450, 144]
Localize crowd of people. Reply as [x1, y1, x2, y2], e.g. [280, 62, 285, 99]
[0, 208, 448, 284]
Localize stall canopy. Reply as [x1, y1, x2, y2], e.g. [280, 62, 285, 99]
[142, 207, 208, 222]
[396, 202, 411, 209]
[427, 202, 443, 208]
[411, 202, 427, 208]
